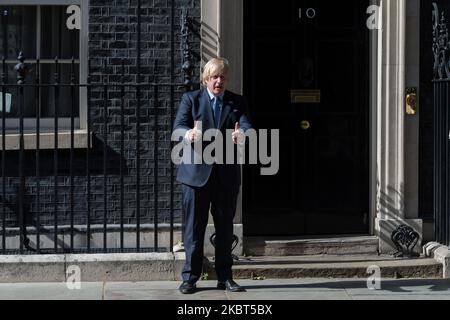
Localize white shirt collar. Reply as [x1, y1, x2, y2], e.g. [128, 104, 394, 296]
[206, 88, 224, 101]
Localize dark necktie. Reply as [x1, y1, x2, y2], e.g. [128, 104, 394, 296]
[213, 97, 221, 128]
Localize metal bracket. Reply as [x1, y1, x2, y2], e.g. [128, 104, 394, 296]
[209, 233, 240, 261]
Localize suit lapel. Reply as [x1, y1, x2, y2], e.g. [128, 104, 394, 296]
[201, 89, 215, 129]
[219, 91, 232, 129]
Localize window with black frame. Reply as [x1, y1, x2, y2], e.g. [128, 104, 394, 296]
[0, 4, 80, 129]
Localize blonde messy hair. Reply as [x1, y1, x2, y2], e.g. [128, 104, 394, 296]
[202, 58, 229, 85]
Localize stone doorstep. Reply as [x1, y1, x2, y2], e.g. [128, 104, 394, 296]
[205, 255, 443, 280]
[244, 236, 379, 256]
[0, 252, 444, 283]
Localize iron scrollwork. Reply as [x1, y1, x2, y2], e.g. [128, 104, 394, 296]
[391, 224, 420, 258]
[432, 3, 450, 80]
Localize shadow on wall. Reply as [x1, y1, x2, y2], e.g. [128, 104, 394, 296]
[200, 21, 219, 65]
[379, 185, 404, 220]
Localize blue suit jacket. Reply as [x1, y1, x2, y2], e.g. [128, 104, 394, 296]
[173, 88, 252, 188]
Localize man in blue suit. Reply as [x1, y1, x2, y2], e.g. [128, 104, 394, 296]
[173, 58, 252, 294]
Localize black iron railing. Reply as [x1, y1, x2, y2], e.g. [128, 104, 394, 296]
[0, 0, 195, 255]
[432, 2, 450, 247]
[0, 55, 186, 255]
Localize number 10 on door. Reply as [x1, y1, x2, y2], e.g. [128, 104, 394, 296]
[299, 8, 316, 19]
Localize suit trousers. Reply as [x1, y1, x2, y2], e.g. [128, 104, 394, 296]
[181, 165, 239, 283]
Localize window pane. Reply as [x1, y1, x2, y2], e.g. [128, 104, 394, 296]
[40, 63, 80, 118]
[41, 6, 79, 60]
[0, 6, 37, 60]
[0, 5, 81, 122]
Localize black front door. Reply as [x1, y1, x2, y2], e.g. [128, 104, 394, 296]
[243, 0, 370, 236]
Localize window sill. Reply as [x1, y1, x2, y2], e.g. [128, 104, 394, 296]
[0, 130, 91, 150]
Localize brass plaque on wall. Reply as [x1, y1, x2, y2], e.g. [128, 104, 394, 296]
[291, 90, 321, 103]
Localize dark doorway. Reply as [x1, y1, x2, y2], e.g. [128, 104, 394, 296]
[243, 0, 370, 236]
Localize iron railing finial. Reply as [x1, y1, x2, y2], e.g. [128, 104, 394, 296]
[15, 52, 28, 85]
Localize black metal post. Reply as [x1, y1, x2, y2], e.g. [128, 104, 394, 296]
[86, 59, 92, 253]
[444, 81, 450, 245]
[53, 57, 60, 253]
[1, 10, 7, 252]
[36, 58, 41, 253]
[70, 57, 75, 252]
[434, 81, 438, 242]
[1, 58, 6, 254]
[442, 81, 446, 245]
[170, 0, 175, 252]
[432, 3, 450, 246]
[441, 81, 445, 244]
[103, 59, 108, 252]
[120, 60, 125, 252]
[2, 10, 8, 254]
[136, 0, 141, 252]
[154, 66, 159, 251]
[15, 52, 27, 254]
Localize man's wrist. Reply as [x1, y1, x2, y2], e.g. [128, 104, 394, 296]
[235, 129, 245, 145]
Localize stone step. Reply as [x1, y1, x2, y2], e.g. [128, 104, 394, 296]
[243, 235, 379, 256]
[206, 255, 443, 279]
[0, 252, 443, 282]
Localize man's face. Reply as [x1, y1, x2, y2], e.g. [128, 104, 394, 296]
[205, 71, 228, 96]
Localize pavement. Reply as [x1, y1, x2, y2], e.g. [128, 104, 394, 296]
[1, 278, 450, 300]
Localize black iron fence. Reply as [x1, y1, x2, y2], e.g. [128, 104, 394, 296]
[433, 3, 450, 246]
[0, 0, 198, 255]
[433, 79, 450, 246]
[1, 55, 186, 255]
